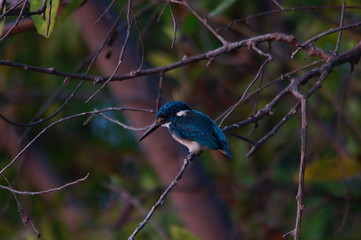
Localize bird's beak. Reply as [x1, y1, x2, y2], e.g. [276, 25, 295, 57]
[139, 119, 161, 142]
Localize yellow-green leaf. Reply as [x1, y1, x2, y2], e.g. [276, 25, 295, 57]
[170, 226, 201, 240]
[30, 0, 60, 38]
[147, 52, 180, 78]
[296, 157, 361, 183]
[0, 6, 5, 35]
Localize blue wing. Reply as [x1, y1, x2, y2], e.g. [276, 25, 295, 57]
[169, 110, 232, 157]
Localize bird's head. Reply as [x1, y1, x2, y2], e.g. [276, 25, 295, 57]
[139, 101, 191, 141]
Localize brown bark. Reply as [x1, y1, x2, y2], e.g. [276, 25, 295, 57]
[75, 1, 234, 239]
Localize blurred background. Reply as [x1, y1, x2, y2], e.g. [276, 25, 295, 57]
[0, 0, 361, 239]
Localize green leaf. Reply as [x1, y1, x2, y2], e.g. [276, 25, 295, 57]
[296, 157, 361, 183]
[209, 0, 236, 17]
[147, 52, 180, 77]
[0, 20, 4, 36]
[30, 0, 60, 38]
[0, 6, 5, 35]
[170, 226, 201, 240]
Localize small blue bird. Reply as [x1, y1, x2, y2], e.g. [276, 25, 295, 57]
[139, 101, 233, 158]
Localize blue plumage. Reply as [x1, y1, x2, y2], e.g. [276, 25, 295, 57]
[139, 101, 233, 158]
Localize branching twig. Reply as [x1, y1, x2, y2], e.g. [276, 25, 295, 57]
[1, 32, 342, 83]
[86, 0, 133, 102]
[0, 107, 154, 175]
[1, 169, 41, 237]
[219, 5, 361, 32]
[0, 0, 28, 42]
[334, 0, 347, 54]
[99, 113, 150, 131]
[246, 102, 301, 157]
[223, 40, 361, 138]
[0, 173, 89, 195]
[283, 94, 308, 240]
[0, 81, 83, 128]
[218, 43, 273, 126]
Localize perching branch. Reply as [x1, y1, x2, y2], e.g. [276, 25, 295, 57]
[128, 153, 196, 240]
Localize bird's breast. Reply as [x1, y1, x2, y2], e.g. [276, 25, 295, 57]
[170, 133, 205, 154]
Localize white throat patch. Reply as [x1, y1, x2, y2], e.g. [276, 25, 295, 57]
[176, 110, 189, 117]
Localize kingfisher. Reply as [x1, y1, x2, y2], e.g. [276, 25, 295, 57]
[139, 101, 233, 158]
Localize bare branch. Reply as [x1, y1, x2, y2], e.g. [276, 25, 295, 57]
[0, 107, 155, 175]
[283, 96, 308, 240]
[334, 0, 347, 54]
[86, 0, 134, 102]
[0, 173, 89, 195]
[1, 169, 41, 237]
[0, 0, 28, 42]
[128, 153, 196, 240]
[218, 43, 273, 126]
[1, 32, 345, 83]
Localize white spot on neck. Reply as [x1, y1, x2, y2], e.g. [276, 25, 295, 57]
[176, 110, 189, 117]
[162, 122, 171, 128]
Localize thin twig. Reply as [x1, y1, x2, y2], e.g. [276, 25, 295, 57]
[287, 96, 308, 240]
[223, 40, 361, 135]
[0, 107, 155, 175]
[95, 0, 117, 24]
[128, 154, 196, 240]
[0, 0, 25, 18]
[0, 169, 41, 237]
[0, 173, 89, 195]
[0, 81, 83, 127]
[132, 8, 145, 72]
[86, 0, 133, 102]
[0, 0, 28, 42]
[334, 0, 347, 54]
[219, 5, 361, 32]
[167, 0, 177, 48]
[45, 0, 52, 37]
[180, 0, 228, 45]
[108, 187, 170, 240]
[271, 0, 284, 10]
[312, 20, 361, 44]
[86, 6, 126, 74]
[156, 72, 164, 110]
[247, 102, 301, 157]
[1, 32, 353, 83]
[99, 113, 150, 131]
[0, 0, 7, 20]
[218, 44, 273, 126]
